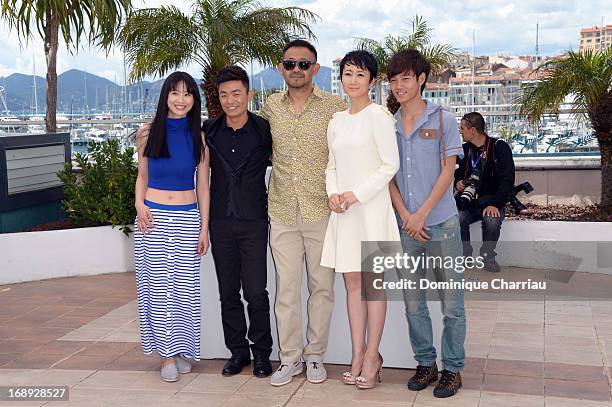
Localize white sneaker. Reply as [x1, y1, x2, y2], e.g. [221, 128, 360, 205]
[306, 359, 327, 384]
[161, 362, 179, 382]
[270, 361, 303, 386]
[176, 354, 192, 374]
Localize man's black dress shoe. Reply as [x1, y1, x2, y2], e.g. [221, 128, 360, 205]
[222, 354, 251, 376]
[253, 355, 273, 378]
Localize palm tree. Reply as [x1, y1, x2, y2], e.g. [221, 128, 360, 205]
[1, 0, 131, 132]
[118, 0, 318, 118]
[516, 49, 612, 210]
[355, 15, 455, 113]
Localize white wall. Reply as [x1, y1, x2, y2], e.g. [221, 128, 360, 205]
[0, 225, 134, 285]
[199, 238, 441, 368]
[469, 220, 612, 273]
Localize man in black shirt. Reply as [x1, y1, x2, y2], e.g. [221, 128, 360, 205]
[454, 112, 515, 273]
[203, 66, 273, 377]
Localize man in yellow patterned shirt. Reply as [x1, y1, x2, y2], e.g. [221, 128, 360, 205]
[259, 39, 347, 387]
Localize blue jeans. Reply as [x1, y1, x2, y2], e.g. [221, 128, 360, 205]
[399, 215, 466, 373]
[458, 206, 505, 259]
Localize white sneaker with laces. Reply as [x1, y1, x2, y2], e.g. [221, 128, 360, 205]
[306, 359, 327, 384]
[270, 361, 303, 386]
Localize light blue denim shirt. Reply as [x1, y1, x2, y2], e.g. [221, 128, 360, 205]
[394, 101, 464, 226]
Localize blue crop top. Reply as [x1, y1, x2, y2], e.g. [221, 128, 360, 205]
[147, 117, 197, 191]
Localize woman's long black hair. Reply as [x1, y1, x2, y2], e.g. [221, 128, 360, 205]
[144, 71, 203, 165]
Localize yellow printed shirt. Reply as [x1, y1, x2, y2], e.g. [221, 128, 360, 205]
[260, 86, 347, 225]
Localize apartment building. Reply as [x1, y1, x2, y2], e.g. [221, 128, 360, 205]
[580, 25, 612, 52]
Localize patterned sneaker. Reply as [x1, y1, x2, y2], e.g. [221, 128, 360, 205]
[270, 361, 303, 387]
[407, 363, 439, 391]
[433, 370, 462, 398]
[305, 359, 327, 384]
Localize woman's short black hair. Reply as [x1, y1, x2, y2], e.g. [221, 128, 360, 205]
[216, 65, 250, 90]
[462, 112, 486, 133]
[387, 49, 431, 94]
[144, 71, 203, 164]
[340, 50, 378, 82]
[282, 39, 317, 61]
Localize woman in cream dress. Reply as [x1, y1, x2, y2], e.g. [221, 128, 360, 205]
[321, 50, 400, 389]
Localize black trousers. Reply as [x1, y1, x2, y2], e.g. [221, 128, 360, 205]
[458, 206, 505, 259]
[209, 217, 272, 358]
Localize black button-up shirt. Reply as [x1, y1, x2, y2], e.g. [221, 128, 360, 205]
[214, 117, 261, 170]
[204, 112, 272, 220]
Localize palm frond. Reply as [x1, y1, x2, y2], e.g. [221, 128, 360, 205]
[236, 6, 318, 67]
[406, 15, 430, 49]
[355, 37, 384, 53]
[421, 43, 456, 74]
[119, 6, 201, 81]
[355, 37, 390, 79]
[515, 48, 612, 123]
[175, 0, 318, 72]
[0, 0, 129, 50]
[354, 15, 454, 80]
[384, 35, 410, 55]
[0, 0, 30, 45]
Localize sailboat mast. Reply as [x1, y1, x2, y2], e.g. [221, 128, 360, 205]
[84, 71, 88, 114]
[601, 17, 605, 52]
[260, 77, 265, 107]
[471, 30, 475, 109]
[535, 22, 539, 76]
[32, 55, 38, 116]
[123, 52, 128, 114]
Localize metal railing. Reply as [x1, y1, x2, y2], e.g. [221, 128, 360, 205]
[0, 108, 599, 158]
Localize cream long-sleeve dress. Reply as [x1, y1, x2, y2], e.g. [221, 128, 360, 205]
[321, 103, 401, 273]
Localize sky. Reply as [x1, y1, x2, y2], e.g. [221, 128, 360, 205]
[0, 0, 609, 83]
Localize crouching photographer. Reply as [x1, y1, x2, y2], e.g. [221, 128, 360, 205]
[455, 112, 515, 273]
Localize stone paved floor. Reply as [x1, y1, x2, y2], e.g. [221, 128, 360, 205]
[1, 272, 612, 406]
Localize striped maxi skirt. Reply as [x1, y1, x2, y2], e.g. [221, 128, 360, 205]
[134, 201, 201, 360]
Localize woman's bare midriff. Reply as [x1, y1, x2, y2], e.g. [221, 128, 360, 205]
[145, 188, 197, 205]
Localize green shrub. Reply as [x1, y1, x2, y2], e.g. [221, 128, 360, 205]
[57, 139, 137, 235]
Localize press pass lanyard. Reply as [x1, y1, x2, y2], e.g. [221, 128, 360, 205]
[470, 152, 482, 172]
[469, 137, 490, 172]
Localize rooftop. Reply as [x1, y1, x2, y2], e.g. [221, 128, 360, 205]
[1, 271, 612, 406]
[450, 74, 522, 83]
[424, 83, 450, 91]
[580, 25, 612, 34]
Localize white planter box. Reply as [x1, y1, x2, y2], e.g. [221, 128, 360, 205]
[3, 218, 611, 368]
[469, 220, 612, 273]
[199, 233, 438, 368]
[0, 225, 134, 285]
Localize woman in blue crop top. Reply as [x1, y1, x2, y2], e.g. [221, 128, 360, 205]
[133, 71, 210, 382]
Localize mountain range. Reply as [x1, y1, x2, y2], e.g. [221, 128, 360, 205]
[0, 66, 333, 114]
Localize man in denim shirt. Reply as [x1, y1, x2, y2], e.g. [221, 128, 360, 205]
[387, 49, 466, 398]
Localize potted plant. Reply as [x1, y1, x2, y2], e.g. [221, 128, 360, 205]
[0, 140, 137, 284]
